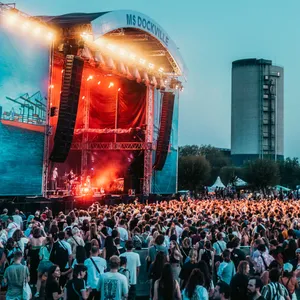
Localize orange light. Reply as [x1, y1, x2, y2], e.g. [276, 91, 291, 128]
[82, 96, 85, 99]
[118, 88, 121, 91]
[148, 63, 154, 69]
[158, 67, 164, 73]
[49, 85, 54, 89]
[33, 27, 41, 35]
[61, 69, 64, 73]
[97, 81, 101, 85]
[46, 32, 54, 41]
[108, 82, 114, 88]
[87, 75, 93, 81]
[139, 58, 146, 65]
[129, 53, 136, 60]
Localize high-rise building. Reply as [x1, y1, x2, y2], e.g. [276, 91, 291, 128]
[231, 58, 284, 166]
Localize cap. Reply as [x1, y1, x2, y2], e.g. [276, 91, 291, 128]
[283, 263, 293, 272]
[295, 248, 300, 254]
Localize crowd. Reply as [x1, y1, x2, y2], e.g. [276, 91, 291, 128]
[1, 199, 300, 299]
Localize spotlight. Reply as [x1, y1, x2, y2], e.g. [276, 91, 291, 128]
[107, 44, 116, 52]
[129, 53, 136, 60]
[108, 82, 114, 88]
[118, 88, 121, 91]
[158, 67, 164, 73]
[82, 96, 85, 99]
[119, 48, 126, 56]
[33, 27, 41, 35]
[21, 22, 30, 31]
[87, 75, 93, 81]
[49, 84, 54, 89]
[7, 13, 17, 25]
[61, 69, 64, 73]
[148, 63, 154, 69]
[139, 58, 146, 65]
[46, 32, 54, 41]
[97, 81, 101, 85]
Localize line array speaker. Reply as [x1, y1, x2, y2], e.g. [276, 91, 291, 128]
[50, 55, 84, 162]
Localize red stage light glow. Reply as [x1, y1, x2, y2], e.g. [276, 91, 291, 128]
[118, 88, 121, 91]
[97, 81, 101, 85]
[108, 82, 114, 88]
[82, 96, 85, 99]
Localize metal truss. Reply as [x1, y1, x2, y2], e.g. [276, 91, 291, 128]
[71, 142, 149, 151]
[148, 50, 166, 57]
[143, 86, 154, 196]
[74, 128, 133, 135]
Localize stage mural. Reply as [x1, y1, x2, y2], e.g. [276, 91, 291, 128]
[0, 24, 49, 196]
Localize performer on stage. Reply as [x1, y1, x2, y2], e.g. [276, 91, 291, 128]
[50, 167, 58, 191]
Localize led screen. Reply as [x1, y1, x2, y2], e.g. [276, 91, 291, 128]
[0, 22, 49, 195]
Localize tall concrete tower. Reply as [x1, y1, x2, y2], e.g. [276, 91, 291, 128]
[231, 59, 284, 166]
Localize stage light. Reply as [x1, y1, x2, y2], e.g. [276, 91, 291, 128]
[107, 44, 116, 52]
[118, 88, 121, 91]
[119, 48, 126, 56]
[139, 58, 146, 65]
[61, 69, 64, 73]
[49, 84, 54, 89]
[129, 53, 136, 60]
[148, 63, 154, 69]
[6, 13, 17, 25]
[82, 96, 85, 99]
[87, 75, 93, 81]
[175, 84, 179, 89]
[108, 82, 114, 88]
[97, 81, 101, 85]
[46, 32, 54, 41]
[21, 22, 30, 31]
[33, 27, 41, 36]
[158, 67, 164, 73]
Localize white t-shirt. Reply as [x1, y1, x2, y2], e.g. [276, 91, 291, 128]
[97, 272, 128, 300]
[120, 251, 141, 285]
[117, 227, 128, 243]
[84, 256, 107, 289]
[7, 222, 19, 238]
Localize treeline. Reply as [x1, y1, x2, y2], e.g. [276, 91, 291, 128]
[178, 145, 300, 191]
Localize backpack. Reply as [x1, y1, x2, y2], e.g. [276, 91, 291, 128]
[50, 241, 69, 270]
[267, 283, 285, 300]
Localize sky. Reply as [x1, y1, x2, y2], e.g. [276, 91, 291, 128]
[14, 0, 300, 158]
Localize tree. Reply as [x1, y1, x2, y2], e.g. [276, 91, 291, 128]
[179, 145, 201, 157]
[244, 159, 280, 189]
[220, 166, 245, 186]
[178, 155, 211, 191]
[278, 157, 300, 189]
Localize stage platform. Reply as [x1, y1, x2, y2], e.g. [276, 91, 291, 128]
[0, 193, 171, 215]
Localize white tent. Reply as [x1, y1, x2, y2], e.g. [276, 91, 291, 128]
[235, 177, 248, 187]
[210, 176, 226, 190]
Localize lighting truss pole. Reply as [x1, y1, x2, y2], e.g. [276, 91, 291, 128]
[81, 81, 90, 176]
[143, 86, 154, 196]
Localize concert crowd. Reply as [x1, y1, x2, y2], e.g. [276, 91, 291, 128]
[1, 199, 300, 299]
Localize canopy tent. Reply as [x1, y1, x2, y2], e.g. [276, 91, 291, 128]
[274, 185, 291, 192]
[210, 176, 226, 190]
[235, 177, 248, 187]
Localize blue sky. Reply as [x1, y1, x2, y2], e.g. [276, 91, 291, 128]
[15, 0, 300, 158]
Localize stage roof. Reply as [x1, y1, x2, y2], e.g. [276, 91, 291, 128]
[42, 10, 188, 80]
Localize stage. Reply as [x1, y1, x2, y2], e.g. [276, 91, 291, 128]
[0, 4, 187, 200]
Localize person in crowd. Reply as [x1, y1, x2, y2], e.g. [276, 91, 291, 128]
[211, 281, 231, 300]
[119, 256, 130, 289]
[180, 237, 191, 264]
[230, 260, 250, 300]
[179, 249, 198, 289]
[84, 246, 107, 299]
[148, 234, 169, 265]
[199, 240, 214, 273]
[253, 244, 274, 275]
[35, 236, 53, 298]
[279, 263, 298, 300]
[67, 226, 85, 257]
[45, 265, 63, 300]
[116, 219, 129, 248]
[216, 249, 236, 285]
[149, 251, 168, 298]
[120, 240, 141, 300]
[169, 240, 183, 282]
[6, 216, 20, 239]
[102, 235, 119, 261]
[261, 268, 290, 300]
[97, 255, 129, 300]
[153, 263, 181, 300]
[65, 264, 90, 300]
[247, 277, 265, 300]
[182, 268, 208, 300]
[3, 251, 30, 300]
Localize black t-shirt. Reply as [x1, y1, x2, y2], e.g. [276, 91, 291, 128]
[232, 248, 246, 268]
[45, 279, 61, 300]
[230, 273, 248, 300]
[66, 278, 86, 300]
